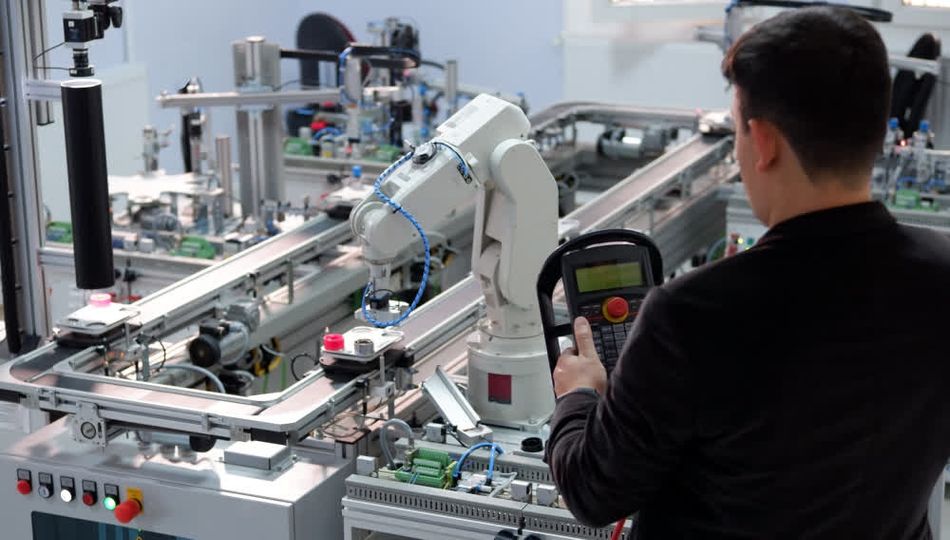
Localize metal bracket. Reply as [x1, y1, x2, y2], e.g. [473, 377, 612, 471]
[421, 367, 492, 445]
[70, 402, 110, 447]
[23, 79, 62, 102]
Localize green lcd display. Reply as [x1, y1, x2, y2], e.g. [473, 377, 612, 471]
[574, 261, 643, 293]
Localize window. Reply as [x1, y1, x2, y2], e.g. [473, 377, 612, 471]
[901, 0, 950, 7]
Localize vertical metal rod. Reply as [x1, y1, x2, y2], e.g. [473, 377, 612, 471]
[215, 135, 232, 217]
[286, 259, 294, 304]
[931, 57, 950, 149]
[445, 60, 459, 115]
[0, 102, 23, 353]
[245, 111, 264, 218]
[246, 36, 265, 86]
[25, 0, 52, 125]
[140, 340, 150, 382]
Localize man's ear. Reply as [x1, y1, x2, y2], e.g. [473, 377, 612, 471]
[748, 118, 779, 173]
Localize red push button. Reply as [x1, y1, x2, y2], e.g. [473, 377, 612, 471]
[603, 297, 629, 323]
[323, 333, 344, 352]
[114, 499, 142, 524]
[82, 491, 97, 506]
[16, 480, 31, 495]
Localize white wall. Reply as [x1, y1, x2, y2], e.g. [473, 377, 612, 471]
[562, 1, 730, 110]
[563, 0, 950, 114]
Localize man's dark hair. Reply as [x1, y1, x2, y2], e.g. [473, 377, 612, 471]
[722, 7, 891, 182]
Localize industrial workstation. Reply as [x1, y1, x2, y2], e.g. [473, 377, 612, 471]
[0, 1, 948, 539]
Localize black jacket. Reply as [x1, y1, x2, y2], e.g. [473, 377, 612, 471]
[547, 202, 950, 539]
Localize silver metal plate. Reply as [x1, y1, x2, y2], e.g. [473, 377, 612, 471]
[57, 303, 139, 336]
[325, 327, 404, 363]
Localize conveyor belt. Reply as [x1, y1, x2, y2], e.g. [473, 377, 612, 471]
[529, 101, 699, 134]
[571, 134, 733, 231]
[131, 215, 349, 331]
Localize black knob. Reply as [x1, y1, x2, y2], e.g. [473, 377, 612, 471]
[108, 6, 123, 28]
[521, 436, 544, 453]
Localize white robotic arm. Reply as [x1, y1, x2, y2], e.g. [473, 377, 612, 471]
[351, 94, 558, 427]
[351, 94, 558, 336]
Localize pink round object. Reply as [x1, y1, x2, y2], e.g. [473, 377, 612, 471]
[323, 333, 344, 352]
[89, 293, 112, 308]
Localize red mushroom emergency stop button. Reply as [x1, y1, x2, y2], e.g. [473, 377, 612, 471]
[114, 499, 142, 524]
[602, 297, 630, 323]
[16, 480, 31, 495]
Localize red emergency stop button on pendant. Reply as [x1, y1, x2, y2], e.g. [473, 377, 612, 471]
[603, 297, 629, 323]
[114, 499, 142, 524]
[16, 480, 31, 495]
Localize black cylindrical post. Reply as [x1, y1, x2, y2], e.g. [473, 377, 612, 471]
[61, 79, 114, 290]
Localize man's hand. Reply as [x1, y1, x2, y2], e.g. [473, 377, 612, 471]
[553, 317, 608, 398]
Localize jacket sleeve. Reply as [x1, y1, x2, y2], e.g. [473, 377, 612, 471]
[545, 287, 694, 527]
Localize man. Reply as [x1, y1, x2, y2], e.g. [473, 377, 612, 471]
[546, 7, 950, 539]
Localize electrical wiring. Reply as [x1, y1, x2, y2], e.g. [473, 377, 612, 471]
[360, 152, 429, 328]
[32, 41, 64, 63]
[153, 337, 168, 372]
[260, 343, 282, 362]
[274, 79, 301, 90]
[311, 126, 343, 142]
[486, 443, 501, 484]
[380, 418, 414, 469]
[290, 352, 316, 381]
[420, 59, 445, 71]
[451, 442, 503, 483]
[160, 364, 226, 393]
[432, 141, 472, 181]
[487, 472, 517, 497]
[611, 518, 627, 540]
[31, 41, 67, 71]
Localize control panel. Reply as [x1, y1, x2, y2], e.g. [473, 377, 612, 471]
[13, 467, 142, 524]
[560, 243, 655, 373]
[0, 419, 352, 540]
[538, 229, 663, 378]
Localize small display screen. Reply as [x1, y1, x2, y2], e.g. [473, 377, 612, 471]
[32, 511, 191, 540]
[575, 261, 643, 293]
